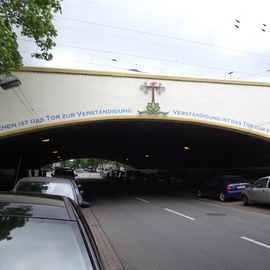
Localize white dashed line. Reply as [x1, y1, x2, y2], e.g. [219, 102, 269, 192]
[164, 208, 196, 221]
[240, 237, 270, 249]
[135, 197, 149, 203]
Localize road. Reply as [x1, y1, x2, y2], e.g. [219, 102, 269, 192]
[80, 176, 270, 270]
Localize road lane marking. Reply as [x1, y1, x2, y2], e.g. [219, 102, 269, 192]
[135, 197, 149, 203]
[164, 208, 196, 221]
[240, 237, 270, 249]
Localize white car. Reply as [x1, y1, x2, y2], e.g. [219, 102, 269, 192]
[13, 177, 89, 207]
[241, 176, 270, 206]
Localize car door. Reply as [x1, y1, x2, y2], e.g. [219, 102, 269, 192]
[211, 178, 220, 198]
[249, 177, 269, 204]
[204, 178, 218, 198]
[202, 180, 213, 197]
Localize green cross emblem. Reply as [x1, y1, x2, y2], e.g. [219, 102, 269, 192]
[138, 82, 168, 115]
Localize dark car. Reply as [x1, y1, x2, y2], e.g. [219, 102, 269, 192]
[106, 170, 119, 180]
[52, 167, 77, 180]
[0, 192, 104, 270]
[125, 170, 142, 183]
[196, 175, 251, 202]
[116, 170, 127, 181]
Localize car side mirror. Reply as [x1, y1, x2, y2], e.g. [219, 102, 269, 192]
[80, 201, 90, 208]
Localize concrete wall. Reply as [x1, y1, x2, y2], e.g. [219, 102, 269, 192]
[0, 169, 16, 191]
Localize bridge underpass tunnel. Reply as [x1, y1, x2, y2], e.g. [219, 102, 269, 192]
[1, 69, 270, 192]
[1, 120, 270, 190]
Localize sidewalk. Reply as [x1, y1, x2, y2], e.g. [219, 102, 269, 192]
[82, 207, 125, 270]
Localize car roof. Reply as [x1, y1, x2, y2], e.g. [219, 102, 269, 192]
[0, 192, 76, 221]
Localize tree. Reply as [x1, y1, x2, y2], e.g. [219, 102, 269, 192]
[64, 158, 105, 170]
[0, 0, 62, 76]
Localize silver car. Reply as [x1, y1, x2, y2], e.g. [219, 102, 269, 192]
[241, 176, 270, 205]
[13, 177, 89, 207]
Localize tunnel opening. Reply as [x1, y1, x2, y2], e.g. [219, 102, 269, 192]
[1, 119, 270, 190]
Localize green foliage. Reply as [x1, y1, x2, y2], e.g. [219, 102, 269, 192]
[146, 102, 160, 113]
[0, 0, 62, 76]
[64, 158, 106, 170]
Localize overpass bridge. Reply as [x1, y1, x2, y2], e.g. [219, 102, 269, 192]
[1, 67, 270, 177]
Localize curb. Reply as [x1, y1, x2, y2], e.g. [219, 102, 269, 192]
[82, 207, 125, 270]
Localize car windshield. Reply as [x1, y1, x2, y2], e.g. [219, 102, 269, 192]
[0, 217, 93, 270]
[15, 182, 75, 201]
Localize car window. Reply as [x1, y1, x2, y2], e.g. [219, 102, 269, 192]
[0, 217, 93, 270]
[212, 179, 218, 186]
[252, 178, 268, 188]
[206, 178, 217, 186]
[15, 182, 75, 201]
[55, 169, 74, 177]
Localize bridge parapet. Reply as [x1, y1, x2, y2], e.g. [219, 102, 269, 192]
[1, 67, 270, 139]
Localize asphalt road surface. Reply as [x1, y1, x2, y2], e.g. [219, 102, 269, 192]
[81, 177, 270, 270]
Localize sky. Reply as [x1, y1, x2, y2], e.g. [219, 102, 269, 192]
[17, 0, 270, 82]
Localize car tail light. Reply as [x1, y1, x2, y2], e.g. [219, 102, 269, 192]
[226, 184, 232, 191]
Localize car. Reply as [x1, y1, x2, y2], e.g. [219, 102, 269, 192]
[53, 167, 81, 187]
[241, 176, 270, 206]
[0, 192, 104, 270]
[168, 171, 186, 186]
[52, 167, 77, 179]
[196, 175, 251, 202]
[125, 170, 143, 183]
[110, 170, 119, 181]
[116, 170, 126, 181]
[13, 177, 89, 207]
[152, 171, 169, 184]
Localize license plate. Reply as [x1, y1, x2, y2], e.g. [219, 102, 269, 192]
[237, 185, 245, 189]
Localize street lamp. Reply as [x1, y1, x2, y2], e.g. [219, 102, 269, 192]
[228, 71, 234, 79]
[0, 75, 21, 90]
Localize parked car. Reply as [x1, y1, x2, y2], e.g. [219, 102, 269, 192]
[153, 171, 169, 184]
[167, 171, 186, 186]
[116, 170, 127, 181]
[52, 167, 77, 179]
[125, 170, 142, 183]
[111, 170, 120, 180]
[0, 192, 104, 270]
[13, 177, 89, 207]
[241, 176, 270, 205]
[196, 175, 251, 202]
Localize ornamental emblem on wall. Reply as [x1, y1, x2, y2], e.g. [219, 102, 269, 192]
[138, 81, 168, 115]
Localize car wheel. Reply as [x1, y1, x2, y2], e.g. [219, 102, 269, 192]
[219, 193, 226, 202]
[197, 190, 203, 197]
[242, 195, 250, 206]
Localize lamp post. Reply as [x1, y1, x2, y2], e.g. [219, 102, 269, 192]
[228, 71, 234, 79]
